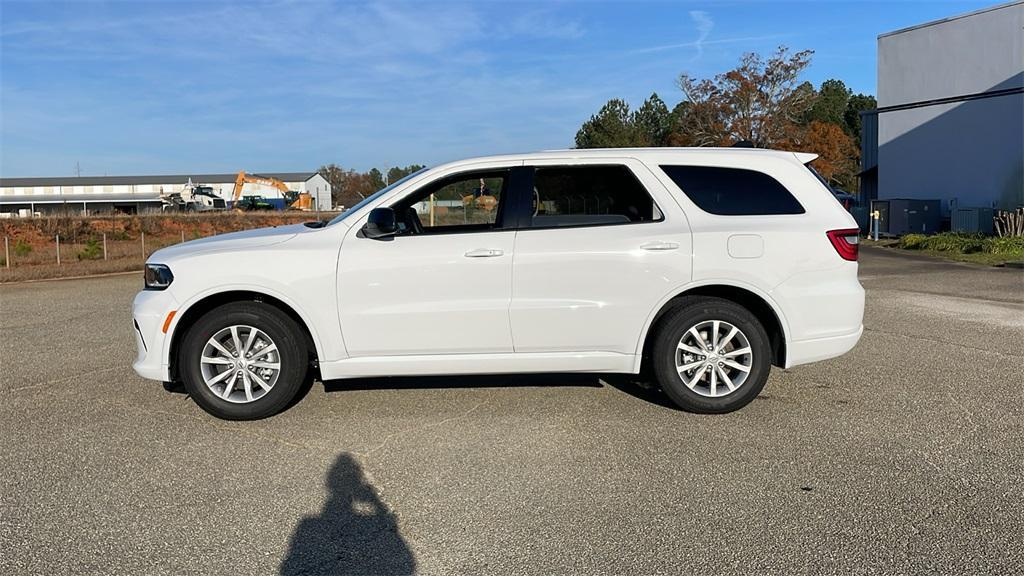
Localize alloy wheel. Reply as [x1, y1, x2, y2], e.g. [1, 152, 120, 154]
[674, 320, 753, 398]
[199, 325, 281, 404]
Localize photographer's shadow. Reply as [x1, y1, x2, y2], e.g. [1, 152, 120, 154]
[280, 453, 415, 576]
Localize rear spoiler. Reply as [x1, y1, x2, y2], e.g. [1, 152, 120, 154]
[794, 152, 818, 164]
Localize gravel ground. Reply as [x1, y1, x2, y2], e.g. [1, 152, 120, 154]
[2, 246, 1022, 575]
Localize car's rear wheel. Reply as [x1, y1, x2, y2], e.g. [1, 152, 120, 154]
[652, 297, 771, 413]
[179, 301, 308, 420]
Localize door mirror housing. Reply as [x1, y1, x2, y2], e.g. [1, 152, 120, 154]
[362, 207, 398, 239]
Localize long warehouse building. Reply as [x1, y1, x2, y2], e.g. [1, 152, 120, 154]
[0, 171, 332, 215]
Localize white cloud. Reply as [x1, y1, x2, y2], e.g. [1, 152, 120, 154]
[0, 1, 598, 174]
[506, 9, 585, 40]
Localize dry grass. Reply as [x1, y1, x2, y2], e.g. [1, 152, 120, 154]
[0, 260, 143, 283]
[0, 211, 336, 283]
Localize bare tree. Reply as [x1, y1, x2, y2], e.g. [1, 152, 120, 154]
[677, 47, 815, 147]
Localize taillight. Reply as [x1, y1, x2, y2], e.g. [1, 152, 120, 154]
[826, 228, 860, 261]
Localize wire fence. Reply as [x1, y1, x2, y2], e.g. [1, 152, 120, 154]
[0, 211, 332, 280]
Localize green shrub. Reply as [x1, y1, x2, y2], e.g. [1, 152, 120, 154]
[990, 236, 1024, 255]
[932, 233, 984, 253]
[77, 238, 103, 260]
[898, 232, 1024, 256]
[898, 234, 929, 250]
[13, 239, 32, 257]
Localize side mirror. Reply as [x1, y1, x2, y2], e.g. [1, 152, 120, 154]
[363, 207, 398, 239]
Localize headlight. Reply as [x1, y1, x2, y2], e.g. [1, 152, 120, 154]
[144, 264, 174, 290]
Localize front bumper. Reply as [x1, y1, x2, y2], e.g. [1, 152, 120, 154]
[132, 288, 178, 382]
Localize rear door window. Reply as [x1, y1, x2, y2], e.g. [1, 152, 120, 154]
[529, 165, 662, 228]
[660, 165, 804, 215]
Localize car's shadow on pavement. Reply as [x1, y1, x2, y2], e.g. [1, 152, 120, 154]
[321, 372, 680, 410]
[279, 453, 416, 576]
[599, 373, 680, 409]
[164, 371, 680, 410]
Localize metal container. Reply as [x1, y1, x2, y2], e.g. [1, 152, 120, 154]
[873, 199, 941, 235]
[951, 207, 994, 234]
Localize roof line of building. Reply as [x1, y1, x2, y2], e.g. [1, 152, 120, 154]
[0, 171, 319, 188]
[874, 86, 1024, 114]
[879, 0, 1024, 38]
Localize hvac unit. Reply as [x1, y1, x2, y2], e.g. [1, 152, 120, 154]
[951, 207, 994, 235]
[871, 199, 941, 235]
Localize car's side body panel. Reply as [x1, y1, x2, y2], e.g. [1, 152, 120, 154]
[509, 157, 693, 354]
[334, 158, 524, 358]
[639, 149, 863, 363]
[337, 229, 517, 356]
[133, 148, 865, 386]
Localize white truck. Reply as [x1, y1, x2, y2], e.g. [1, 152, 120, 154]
[161, 180, 227, 212]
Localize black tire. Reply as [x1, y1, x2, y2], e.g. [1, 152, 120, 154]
[651, 297, 771, 414]
[178, 301, 308, 420]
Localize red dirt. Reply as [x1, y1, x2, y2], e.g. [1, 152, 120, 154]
[0, 212, 334, 282]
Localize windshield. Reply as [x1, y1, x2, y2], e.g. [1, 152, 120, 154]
[327, 168, 428, 226]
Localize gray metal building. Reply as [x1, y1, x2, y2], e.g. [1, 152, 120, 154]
[862, 1, 1024, 217]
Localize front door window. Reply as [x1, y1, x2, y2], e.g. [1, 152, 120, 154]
[392, 171, 507, 235]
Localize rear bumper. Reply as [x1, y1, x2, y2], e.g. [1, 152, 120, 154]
[132, 289, 177, 382]
[785, 324, 863, 368]
[770, 261, 865, 368]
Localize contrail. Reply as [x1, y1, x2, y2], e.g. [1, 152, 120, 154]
[690, 10, 714, 58]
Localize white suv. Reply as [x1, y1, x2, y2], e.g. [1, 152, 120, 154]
[132, 148, 864, 420]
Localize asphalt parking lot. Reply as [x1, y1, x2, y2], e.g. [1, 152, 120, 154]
[2, 247, 1022, 575]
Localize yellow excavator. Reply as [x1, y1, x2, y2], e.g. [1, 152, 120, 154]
[231, 171, 313, 211]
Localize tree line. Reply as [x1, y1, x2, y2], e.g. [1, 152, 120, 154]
[317, 164, 425, 209]
[575, 47, 876, 190]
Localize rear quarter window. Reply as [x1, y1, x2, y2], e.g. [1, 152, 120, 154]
[660, 165, 804, 216]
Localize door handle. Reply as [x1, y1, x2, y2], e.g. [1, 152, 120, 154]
[640, 241, 679, 251]
[464, 248, 504, 258]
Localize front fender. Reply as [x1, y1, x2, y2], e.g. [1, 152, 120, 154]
[158, 241, 345, 372]
[162, 283, 337, 371]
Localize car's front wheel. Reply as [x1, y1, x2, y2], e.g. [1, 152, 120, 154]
[652, 297, 771, 413]
[178, 301, 308, 420]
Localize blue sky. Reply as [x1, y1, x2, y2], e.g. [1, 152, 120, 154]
[0, 0, 995, 176]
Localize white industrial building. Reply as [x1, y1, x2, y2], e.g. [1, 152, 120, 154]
[0, 171, 332, 215]
[860, 1, 1024, 225]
